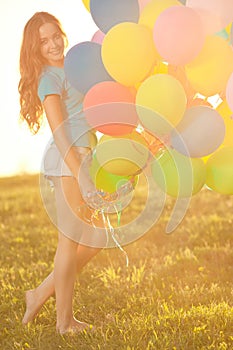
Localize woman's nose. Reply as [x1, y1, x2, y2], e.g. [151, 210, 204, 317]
[50, 39, 57, 48]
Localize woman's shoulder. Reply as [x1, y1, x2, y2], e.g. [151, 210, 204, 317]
[40, 65, 65, 82]
[38, 66, 65, 102]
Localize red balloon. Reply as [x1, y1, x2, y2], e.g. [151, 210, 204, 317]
[83, 81, 138, 135]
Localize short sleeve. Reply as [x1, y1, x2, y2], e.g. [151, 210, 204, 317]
[38, 71, 63, 102]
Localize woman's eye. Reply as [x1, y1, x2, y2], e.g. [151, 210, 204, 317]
[40, 40, 48, 45]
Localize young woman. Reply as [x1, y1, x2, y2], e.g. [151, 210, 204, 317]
[18, 11, 105, 334]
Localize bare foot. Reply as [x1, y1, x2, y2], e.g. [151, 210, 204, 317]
[22, 290, 43, 325]
[56, 317, 94, 335]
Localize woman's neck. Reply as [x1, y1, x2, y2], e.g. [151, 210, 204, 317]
[46, 57, 64, 68]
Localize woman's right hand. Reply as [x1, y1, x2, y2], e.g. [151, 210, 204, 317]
[77, 153, 104, 207]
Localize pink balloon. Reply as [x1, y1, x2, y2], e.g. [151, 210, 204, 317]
[186, 0, 233, 34]
[138, 0, 151, 13]
[153, 6, 205, 65]
[91, 30, 105, 44]
[226, 72, 233, 112]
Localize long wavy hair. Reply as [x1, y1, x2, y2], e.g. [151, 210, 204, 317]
[18, 12, 68, 134]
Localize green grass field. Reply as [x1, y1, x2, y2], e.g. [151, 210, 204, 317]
[0, 174, 232, 350]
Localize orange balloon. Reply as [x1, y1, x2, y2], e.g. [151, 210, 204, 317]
[187, 97, 212, 108]
[168, 65, 196, 102]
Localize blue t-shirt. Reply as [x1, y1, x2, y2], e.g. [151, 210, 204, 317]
[38, 65, 92, 147]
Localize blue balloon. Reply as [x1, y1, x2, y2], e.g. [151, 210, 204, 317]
[64, 41, 113, 94]
[90, 0, 139, 34]
[230, 23, 233, 45]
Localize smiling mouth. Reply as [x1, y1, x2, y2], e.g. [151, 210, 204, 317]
[50, 50, 61, 55]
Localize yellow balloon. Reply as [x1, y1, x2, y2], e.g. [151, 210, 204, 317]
[139, 0, 181, 30]
[216, 100, 233, 147]
[95, 131, 149, 176]
[102, 22, 157, 86]
[82, 0, 90, 11]
[134, 62, 168, 90]
[154, 61, 169, 75]
[89, 154, 133, 193]
[89, 132, 98, 149]
[206, 146, 233, 195]
[185, 36, 233, 96]
[151, 148, 206, 197]
[136, 73, 187, 135]
[225, 22, 232, 35]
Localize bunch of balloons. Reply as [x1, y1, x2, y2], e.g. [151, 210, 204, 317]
[64, 0, 233, 199]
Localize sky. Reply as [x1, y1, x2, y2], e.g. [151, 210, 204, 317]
[0, 0, 98, 177]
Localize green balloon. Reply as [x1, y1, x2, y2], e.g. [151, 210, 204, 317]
[151, 148, 206, 197]
[90, 153, 133, 193]
[206, 146, 233, 195]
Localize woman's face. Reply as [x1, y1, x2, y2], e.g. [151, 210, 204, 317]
[39, 22, 65, 66]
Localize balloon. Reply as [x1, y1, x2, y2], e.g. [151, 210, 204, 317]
[168, 65, 196, 102]
[186, 0, 233, 34]
[136, 74, 187, 135]
[154, 61, 169, 75]
[79, 153, 136, 212]
[89, 132, 98, 149]
[187, 97, 212, 108]
[140, 129, 166, 156]
[101, 22, 157, 86]
[151, 148, 206, 197]
[226, 72, 233, 112]
[216, 100, 233, 147]
[64, 42, 113, 94]
[90, 0, 139, 34]
[83, 81, 138, 136]
[89, 152, 136, 193]
[138, 0, 152, 13]
[95, 131, 149, 176]
[215, 28, 229, 40]
[230, 23, 233, 45]
[153, 6, 205, 65]
[171, 106, 225, 158]
[139, 0, 181, 30]
[185, 36, 233, 96]
[206, 146, 233, 195]
[91, 30, 105, 44]
[82, 0, 90, 11]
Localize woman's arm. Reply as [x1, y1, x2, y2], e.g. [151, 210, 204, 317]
[43, 94, 81, 179]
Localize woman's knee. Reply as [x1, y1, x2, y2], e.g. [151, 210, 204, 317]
[57, 232, 78, 250]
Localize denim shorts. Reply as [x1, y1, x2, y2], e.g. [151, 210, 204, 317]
[42, 143, 91, 178]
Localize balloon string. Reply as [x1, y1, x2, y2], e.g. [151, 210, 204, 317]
[100, 207, 129, 267]
[89, 208, 109, 246]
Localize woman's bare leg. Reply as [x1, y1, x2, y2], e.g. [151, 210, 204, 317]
[22, 243, 100, 325]
[22, 176, 102, 329]
[54, 231, 79, 333]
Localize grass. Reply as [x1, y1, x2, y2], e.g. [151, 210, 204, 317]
[0, 174, 232, 350]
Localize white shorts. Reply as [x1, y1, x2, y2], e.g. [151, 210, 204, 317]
[42, 143, 91, 178]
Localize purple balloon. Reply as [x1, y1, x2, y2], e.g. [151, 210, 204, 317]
[91, 30, 105, 44]
[171, 106, 225, 157]
[64, 41, 113, 94]
[90, 0, 139, 34]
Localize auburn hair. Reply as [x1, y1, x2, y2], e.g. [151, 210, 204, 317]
[18, 12, 68, 134]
